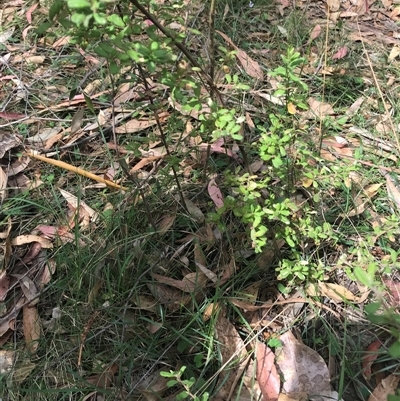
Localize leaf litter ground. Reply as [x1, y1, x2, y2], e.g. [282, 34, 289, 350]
[1, 0, 400, 400]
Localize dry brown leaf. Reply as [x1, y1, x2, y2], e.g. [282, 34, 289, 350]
[367, 373, 400, 401]
[307, 282, 357, 302]
[23, 305, 41, 354]
[307, 98, 335, 118]
[25, 56, 45, 64]
[216, 30, 264, 80]
[202, 302, 221, 322]
[115, 118, 159, 134]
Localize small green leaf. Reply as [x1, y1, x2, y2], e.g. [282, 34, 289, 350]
[49, 0, 64, 20]
[67, 0, 91, 8]
[107, 13, 125, 27]
[35, 21, 53, 34]
[83, 93, 95, 114]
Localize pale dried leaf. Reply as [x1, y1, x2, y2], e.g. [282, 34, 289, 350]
[25, 56, 45, 64]
[307, 282, 357, 302]
[18, 276, 39, 306]
[332, 46, 348, 60]
[346, 97, 365, 117]
[389, 47, 400, 61]
[0, 28, 14, 43]
[203, 302, 221, 322]
[326, 0, 340, 11]
[23, 305, 41, 354]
